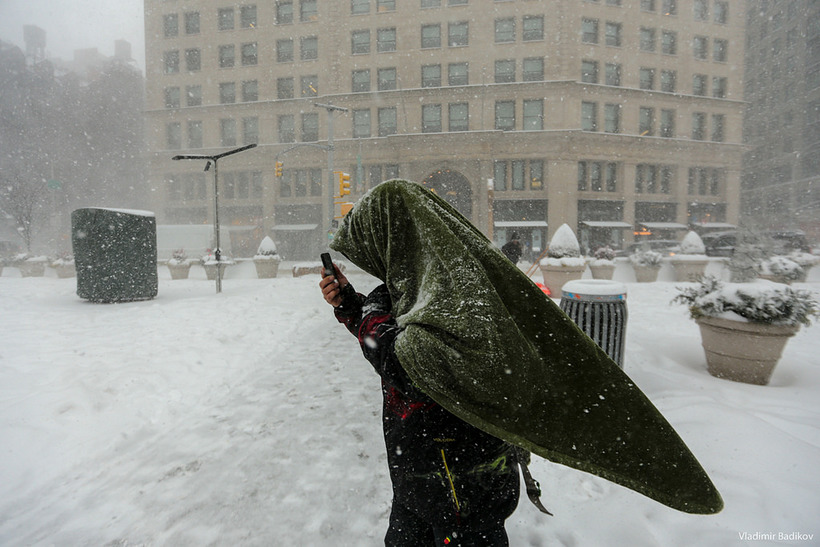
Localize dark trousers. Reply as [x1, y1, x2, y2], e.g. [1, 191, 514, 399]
[385, 502, 509, 547]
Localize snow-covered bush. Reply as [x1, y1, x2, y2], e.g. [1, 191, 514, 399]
[254, 236, 282, 261]
[757, 256, 804, 282]
[541, 224, 585, 267]
[629, 249, 662, 267]
[168, 249, 188, 266]
[788, 252, 819, 270]
[674, 276, 818, 327]
[679, 231, 706, 255]
[593, 246, 616, 262]
[51, 251, 75, 267]
[201, 248, 234, 265]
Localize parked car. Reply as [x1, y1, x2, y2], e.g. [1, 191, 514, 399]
[701, 230, 812, 258]
[702, 231, 737, 257]
[617, 240, 682, 257]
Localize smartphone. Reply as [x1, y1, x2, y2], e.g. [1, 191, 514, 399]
[320, 252, 335, 278]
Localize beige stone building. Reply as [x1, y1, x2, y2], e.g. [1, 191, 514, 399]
[145, 0, 745, 259]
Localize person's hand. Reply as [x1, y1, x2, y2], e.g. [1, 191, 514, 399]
[319, 264, 349, 307]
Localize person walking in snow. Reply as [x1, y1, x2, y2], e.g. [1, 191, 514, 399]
[319, 266, 520, 546]
[501, 233, 523, 265]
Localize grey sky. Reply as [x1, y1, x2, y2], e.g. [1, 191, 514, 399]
[0, 0, 145, 70]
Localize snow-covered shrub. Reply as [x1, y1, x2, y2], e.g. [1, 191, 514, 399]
[51, 251, 75, 267]
[757, 256, 804, 282]
[629, 249, 662, 267]
[679, 231, 706, 255]
[168, 249, 188, 266]
[673, 276, 818, 327]
[788, 252, 819, 270]
[541, 224, 585, 267]
[201, 248, 234, 265]
[254, 236, 282, 261]
[593, 246, 616, 262]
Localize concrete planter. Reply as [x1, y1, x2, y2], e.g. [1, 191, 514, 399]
[18, 259, 47, 277]
[539, 263, 586, 295]
[589, 263, 615, 280]
[53, 263, 77, 278]
[669, 257, 709, 282]
[696, 316, 800, 385]
[633, 264, 660, 283]
[167, 262, 192, 280]
[253, 258, 281, 279]
[203, 262, 231, 280]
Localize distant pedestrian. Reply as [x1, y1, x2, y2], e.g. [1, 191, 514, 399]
[501, 232, 523, 265]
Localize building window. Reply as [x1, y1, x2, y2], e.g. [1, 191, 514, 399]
[523, 99, 543, 130]
[277, 39, 294, 62]
[495, 18, 516, 43]
[301, 0, 318, 21]
[164, 14, 179, 38]
[241, 43, 258, 66]
[495, 59, 516, 83]
[218, 8, 234, 31]
[449, 103, 468, 131]
[635, 164, 658, 193]
[422, 64, 442, 87]
[639, 67, 655, 89]
[448, 0, 467, 5]
[660, 108, 675, 137]
[640, 27, 656, 52]
[219, 45, 235, 68]
[605, 63, 621, 86]
[711, 114, 725, 142]
[713, 76, 727, 98]
[579, 162, 617, 192]
[511, 160, 526, 190]
[662, 30, 677, 55]
[185, 12, 200, 34]
[662, 0, 676, 15]
[714, 2, 728, 24]
[530, 160, 544, 190]
[352, 30, 370, 54]
[187, 121, 203, 149]
[301, 75, 318, 96]
[221, 118, 237, 147]
[713, 39, 728, 62]
[378, 107, 397, 136]
[581, 102, 598, 131]
[660, 69, 676, 92]
[277, 77, 294, 99]
[243, 117, 259, 144]
[523, 57, 544, 81]
[639, 107, 655, 136]
[421, 0, 440, 7]
[240, 5, 257, 28]
[352, 69, 370, 92]
[297, 37, 317, 61]
[165, 87, 180, 109]
[301, 112, 319, 142]
[353, 109, 371, 138]
[278, 115, 295, 143]
[421, 24, 442, 48]
[693, 74, 708, 95]
[581, 60, 599, 83]
[523, 15, 544, 41]
[377, 28, 397, 52]
[605, 22, 622, 47]
[242, 80, 258, 102]
[219, 82, 236, 104]
[352, 0, 369, 15]
[494, 160, 507, 191]
[641, 0, 656, 11]
[378, 67, 397, 91]
[448, 21, 469, 47]
[693, 36, 708, 60]
[582, 19, 599, 44]
[186, 85, 202, 106]
[693, 0, 708, 22]
[184, 48, 201, 72]
[422, 104, 442, 133]
[692, 112, 706, 140]
[495, 101, 515, 131]
[164, 50, 180, 74]
[448, 62, 469, 85]
[276, 1, 293, 24]
[604, 103, 620, 133]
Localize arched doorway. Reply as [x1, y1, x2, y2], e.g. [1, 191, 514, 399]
[421, 169, 473, 219]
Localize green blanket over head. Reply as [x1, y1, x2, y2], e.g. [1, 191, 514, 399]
[331, 179, 722, 515]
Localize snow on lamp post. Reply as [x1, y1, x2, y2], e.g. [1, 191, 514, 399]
[172, 143, 257, 293]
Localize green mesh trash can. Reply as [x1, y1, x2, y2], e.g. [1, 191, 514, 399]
[72, 208, 158, 303]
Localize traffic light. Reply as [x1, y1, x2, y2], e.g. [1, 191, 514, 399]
[338, 171, 351, 196]
[275, 161, 283, 177]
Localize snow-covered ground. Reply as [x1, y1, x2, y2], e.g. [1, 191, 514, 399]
[1, 259, 818, 546]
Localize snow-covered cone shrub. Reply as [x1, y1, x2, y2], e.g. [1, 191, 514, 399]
[757, 256, 804, 283]
[541, 224, 584, 267]
[629, 249, 662, 267]
[168, 248, 188, 266]
[674, 276, 818, 326]
[679, 231, 706, 255]
[254, 236, 282, 262]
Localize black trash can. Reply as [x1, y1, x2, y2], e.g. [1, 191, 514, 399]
[72, 207, 158, 303]
[560, 279, 628, 368]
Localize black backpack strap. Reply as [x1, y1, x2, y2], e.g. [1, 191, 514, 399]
[513, 447, 553, 516]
